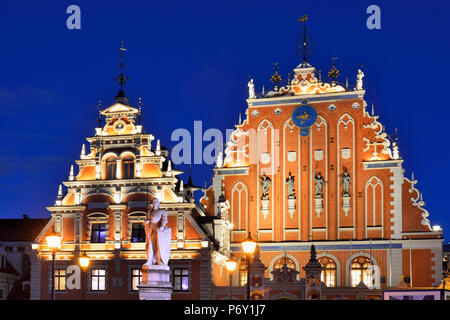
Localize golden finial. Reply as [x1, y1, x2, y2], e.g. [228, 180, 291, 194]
[270, 62, 282, 87]
[328, 57, 340, 84]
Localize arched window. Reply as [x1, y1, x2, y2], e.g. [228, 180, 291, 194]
[122, 157, 135, 179]
[319, 257, 337, 287]
[106, 158, 117, 180]
[273, 257, 296, 270]
[351, 256, 372, 287]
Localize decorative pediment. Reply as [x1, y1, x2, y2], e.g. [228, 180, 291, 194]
[101, 102, 138, 116]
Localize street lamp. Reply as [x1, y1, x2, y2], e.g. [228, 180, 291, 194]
[79, 252, 90, 300]
[46, 230, 62, 301]
[225, 258, 237, 300]
[241, 233, 256, 300]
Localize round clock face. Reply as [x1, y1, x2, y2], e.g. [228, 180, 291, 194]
[292, 105, 318, 128]
[114, 121, 125, 132]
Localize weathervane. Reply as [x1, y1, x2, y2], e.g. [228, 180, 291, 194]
[97, 99, 102, 127]
[115, 40, 130, 100]
[298, 14, 309, 63]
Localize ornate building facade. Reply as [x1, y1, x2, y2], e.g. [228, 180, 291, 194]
[29, 49, 231, 299]
[201, 42, 444, 298]
[29, 31, 444, 300]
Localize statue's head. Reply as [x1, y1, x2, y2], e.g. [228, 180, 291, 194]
[152, 198, 160, 210]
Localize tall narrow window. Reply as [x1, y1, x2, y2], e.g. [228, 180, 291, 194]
[91, 224, 106, 243]
[351, 256, 372, 287]
[106, 158, 117, 179]
[131, 268, 142, 291]
[319, 257, 337, 287]
[55, 269, 66, 291]
[172, 268, 189, 291]
[131, 223, 145, 243]
[122, 157, 135, 179]
[91, 269, 106, 291]
[239, 263, 247, 286]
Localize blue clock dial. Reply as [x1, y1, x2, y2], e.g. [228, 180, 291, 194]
[292, 105, 318, 128]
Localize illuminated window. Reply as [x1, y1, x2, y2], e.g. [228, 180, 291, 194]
[351, 256, 372, 287]
[273, 257, 296, 270]
[122, 157, 135, 179]
[91, 269, 106, 291]
[131, 223, 145, 243]
[172, 268, 189, 291]
[319, 257, 337, 287]
[131, 268, 142, 291]
[239, 263, 247, 286]
[106, 158, 117, 179]
[55, 269, 66, 291]
[91, 224, 106, 243]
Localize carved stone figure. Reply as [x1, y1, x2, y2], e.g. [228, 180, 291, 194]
[286, 173, 295, 199]
[144, 198, 171, 266]
[260, 174, 271, 200]
[314, 172, 325, 197]
[356, 69, 364, 90]
[342, 171, 351, 196]
[248, 79, 256, 99]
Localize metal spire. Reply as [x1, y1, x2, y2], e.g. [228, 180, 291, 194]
[97, 99, 102, 128]
[138, 97, 143, 125]
[115, 41, 130, 101]
[298, 14, 309, 64]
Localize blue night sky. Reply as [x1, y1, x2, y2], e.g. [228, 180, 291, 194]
[0, 1, 449, 239]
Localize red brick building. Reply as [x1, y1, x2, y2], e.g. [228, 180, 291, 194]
[201, 56, 444, 298]
[30, 38, 444, 300]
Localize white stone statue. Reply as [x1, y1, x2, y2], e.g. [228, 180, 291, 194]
[144, 198, 171, 266]
[248, 79, 255, 99]
[356, 69, 364, 90]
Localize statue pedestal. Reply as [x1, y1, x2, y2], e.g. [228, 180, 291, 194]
[261, 199, 269, 219]
[138, 265, 173, 300]
[287, 198, 296, 218]
[314, 196, 323, 217]
[342, 195, 351, 216]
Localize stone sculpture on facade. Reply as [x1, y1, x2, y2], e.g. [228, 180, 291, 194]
[286, 173, 296, 199]
[260, 174, 271, 200]
[341, 169, 351, 216]
[260, 174, 271, 218]
[341, 171, 351, 196]
[313, 172, 325, 197]
[286, 173, 296, 218]
[248, 78, 256, 99]
[314, 172, 325, 217]
[356, 69, 364, 90]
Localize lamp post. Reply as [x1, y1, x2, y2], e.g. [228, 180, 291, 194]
[241, 233, 256, 300]
[79, 252, 90, 300]
[46, 231, 62, 301]
[225, 259, 237, 300]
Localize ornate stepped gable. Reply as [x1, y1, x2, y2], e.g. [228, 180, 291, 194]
[200, 21, 442, 289]
[202, 59, 437, 239]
